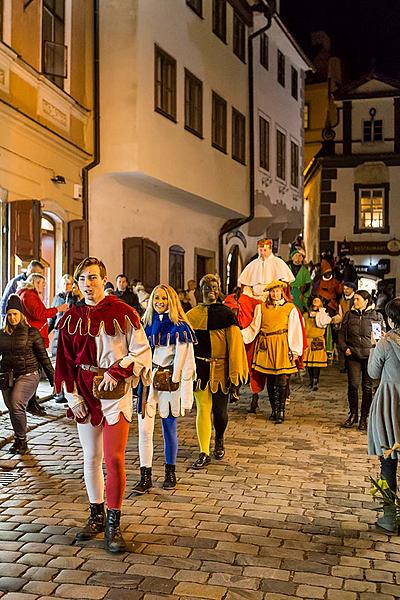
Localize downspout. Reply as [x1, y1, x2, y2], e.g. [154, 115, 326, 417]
[81, 0, 100, 245]
[218, 2, 275, 289]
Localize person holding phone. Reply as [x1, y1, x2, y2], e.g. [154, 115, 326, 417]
[367, 297, 400, 533]
[338, 290, 385, 430]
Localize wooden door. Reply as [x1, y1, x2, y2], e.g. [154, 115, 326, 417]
[9, 200, 41, 275]
[68, 220, 88, 276]
[169, 245, 184, 291]
[123, 237, 160, 291]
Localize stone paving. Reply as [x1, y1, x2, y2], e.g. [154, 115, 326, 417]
[0, 368, 399, 600]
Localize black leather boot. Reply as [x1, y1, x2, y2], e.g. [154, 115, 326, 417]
[191, 452, 211, 469]
[9, 437, 28, 454]
[248, 393, 259, 414]
[131, 466, 152, 494]
[74, 503, 105, 542]
[162, 464, 176, 489]
[214, 437, 225, 460]
[358, 391, 372, 431]
[275, 383, 286, 425]
[312, 378, 319, 392]
[342, 412, 358, 428]
[104, 509, 127, 553]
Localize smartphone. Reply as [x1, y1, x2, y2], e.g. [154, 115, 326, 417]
[372, 322, 382, 340]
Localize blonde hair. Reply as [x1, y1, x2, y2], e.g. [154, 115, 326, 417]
[18, 273, 46, 294]
[2, 312, 28, 335]
[143, 284, 193, 328]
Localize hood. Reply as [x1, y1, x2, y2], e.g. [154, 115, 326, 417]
[386, 328, 400, 360]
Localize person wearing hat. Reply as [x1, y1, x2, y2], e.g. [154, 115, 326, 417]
[238, 239, 295, 301]
[0, 294, 54, 454]
[242, 280, 303, 423]
[338, 289, 385, 430]
[313, 259, 343, 316]
[288, 246, 312, 313]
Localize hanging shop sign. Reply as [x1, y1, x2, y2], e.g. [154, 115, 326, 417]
[355, 259, 391, 277]
[338, 239, 400, 256]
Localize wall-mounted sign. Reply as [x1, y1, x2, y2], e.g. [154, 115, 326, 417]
[338, 239, 400, 256]
[355, 259, 391, 277]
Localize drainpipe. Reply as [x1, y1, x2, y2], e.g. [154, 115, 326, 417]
[218, 1, 275, 289]
[81, 0, 100, 246]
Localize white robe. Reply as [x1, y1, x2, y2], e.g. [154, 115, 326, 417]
[238, 254, 295, 298]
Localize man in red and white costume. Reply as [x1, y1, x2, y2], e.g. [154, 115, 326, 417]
[55, 257, 152, 553]
[238, 238, 295, 301]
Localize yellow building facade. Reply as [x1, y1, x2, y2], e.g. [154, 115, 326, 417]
[0, 0, 93, 302]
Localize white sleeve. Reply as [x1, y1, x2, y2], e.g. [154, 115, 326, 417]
[172, 341, 196, 413]
[64, 383, 86, 410]
[288, 308, 303, 356]
[315, 308, 332, 329]
[241, 303, 262, 344]
[119, 323, 153, 386]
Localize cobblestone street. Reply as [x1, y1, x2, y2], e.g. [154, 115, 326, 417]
[0, 368, 398, 600]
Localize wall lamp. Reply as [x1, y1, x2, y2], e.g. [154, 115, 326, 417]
[51, 175, 66, 184]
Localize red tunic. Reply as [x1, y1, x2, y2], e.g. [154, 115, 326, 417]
[17, 288, 57, 348]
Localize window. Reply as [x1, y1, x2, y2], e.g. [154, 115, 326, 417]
[276, 129, 286, 180]
[169, 245, 185, 291]
[304, 104, 310, 129]
[232, 108, 246, 164]
[233, 12, 246, 62]
[213, 0, 226, 43]
[154, 45, 177, 121]
[186, 0, 202, 17]
[212, 92, 227, 153]
[291, 67, 298, 100]
[259, 116, 270, 171]
[260, 33, 269, 69]
[354, 185, 389, 233]
[363, 119, 383, 142]
[277, 50, 285, 87]
[42, 0, 66, 88]
[184, 69, 203, 137]
[290, 141, 299, 188]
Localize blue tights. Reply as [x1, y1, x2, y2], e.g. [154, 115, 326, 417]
[162, 414, 178, 465]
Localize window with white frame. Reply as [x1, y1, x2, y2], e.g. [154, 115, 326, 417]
[354, 185, 389, 233]
[276, 129, 286, 180]
[42, 0, 67, 88]
[290, 140, 299, 188]
[363, 119, 383, 142]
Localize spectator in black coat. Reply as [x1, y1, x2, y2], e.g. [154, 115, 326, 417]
[115, 274, 141, 313]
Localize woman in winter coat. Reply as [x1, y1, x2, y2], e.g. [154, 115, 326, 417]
[368, 298, 400, 533]
[0, 294, 54, 454]
[303, 296, 331, 391]
[17, 273, 68, 348]
[132, 285, 196, 493]
[339, 290, 385, 430]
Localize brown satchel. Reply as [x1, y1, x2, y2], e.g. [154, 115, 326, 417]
[153, 365, 179, 392]
[311, 337, 324, 352]
[92, 368, 126, 400]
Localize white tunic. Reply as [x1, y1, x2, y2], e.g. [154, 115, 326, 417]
[238, 254, 295, 298]
[65, 321, 152, 425]
[146, 340, 196, 418]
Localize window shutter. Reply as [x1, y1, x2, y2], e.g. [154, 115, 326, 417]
[9, 200, 41, 263]
[68, 220, 88, 275]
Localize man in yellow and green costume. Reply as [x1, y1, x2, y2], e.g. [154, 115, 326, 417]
[187, 274, 248, 469]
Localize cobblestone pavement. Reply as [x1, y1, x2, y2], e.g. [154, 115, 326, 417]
[0, 368, 399, 600]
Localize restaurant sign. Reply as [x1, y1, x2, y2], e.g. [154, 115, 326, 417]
[338, 238, 400, 256]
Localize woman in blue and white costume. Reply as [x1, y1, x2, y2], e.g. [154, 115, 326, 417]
[132, 284, 196, 493]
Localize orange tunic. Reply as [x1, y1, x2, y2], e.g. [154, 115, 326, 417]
[252, 302, 298, 375]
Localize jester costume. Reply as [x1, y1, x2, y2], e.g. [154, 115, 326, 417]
[132, 313, 196, 492]
[186, 303, 248, 467]
[288, 252, 312, 313]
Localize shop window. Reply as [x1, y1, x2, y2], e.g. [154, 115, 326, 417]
[232, 107, 245, 164]
[185, 69, 203, 137]
[354, 184, 389, 233]
[233, 11, 245, 62]
[154, 45, 177, 122]
[212, 0, 226, 43]
[212, 91, 227, 153]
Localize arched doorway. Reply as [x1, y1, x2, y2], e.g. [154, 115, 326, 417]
[226, 244, 240, 294]
[41, 215, 56, 305]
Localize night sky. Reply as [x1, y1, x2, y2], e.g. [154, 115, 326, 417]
[280, 0, 400, 82]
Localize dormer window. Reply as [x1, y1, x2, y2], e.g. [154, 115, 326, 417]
[363, 108, 383, 142]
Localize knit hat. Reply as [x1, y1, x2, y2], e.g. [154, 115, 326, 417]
[289, 247, 306, 259]
[264, 280, 287, 292]
[6, 294, 23, 313]
[343, 281, 357, 291]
